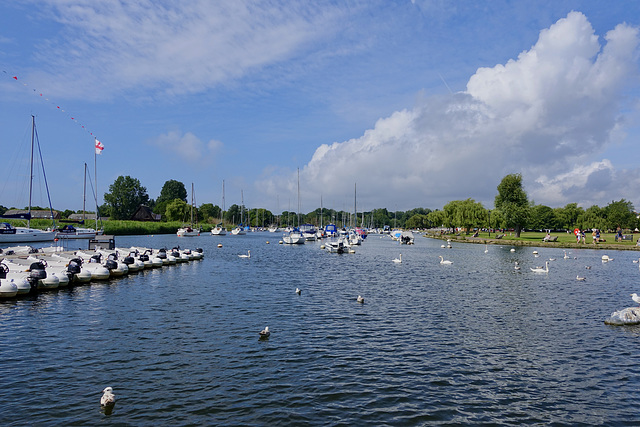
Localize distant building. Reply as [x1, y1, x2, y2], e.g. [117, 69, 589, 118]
[68, 213, 109, 222]
[131, 205, 161, 222]
[4, 209, 60, 220]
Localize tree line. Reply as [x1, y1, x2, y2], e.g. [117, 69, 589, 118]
[3, 174, 634, 233]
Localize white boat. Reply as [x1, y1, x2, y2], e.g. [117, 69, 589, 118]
[0, 117, 56, 244]
[283, 228, 305, 244]
[300, 224, 317, 241]
[231, 226, 246, 235]
[325, 237, 349, 253]
[0, 262, 31, 295]
[0, 278, 18, 298]
[399, 231, 415, 245]
[2, 258, 59, 290]
[177, 183, 201, 237]
[211, 225, 226, 235]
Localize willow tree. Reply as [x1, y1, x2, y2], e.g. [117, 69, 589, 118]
[494, 173, 529, 237]
[444, 199, 486, 234]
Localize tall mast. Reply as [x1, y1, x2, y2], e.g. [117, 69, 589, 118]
[222, 180, 225, 223]
[83, 163, 87, 224]
[353, 182, 357, 229]
[297, 168, 300, 227]
[191, 182, 195, 226]
[28, 115, 35, 229]
[94, 139, 98, 230]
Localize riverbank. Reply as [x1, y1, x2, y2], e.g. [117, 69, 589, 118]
[424, 231, 640, 251]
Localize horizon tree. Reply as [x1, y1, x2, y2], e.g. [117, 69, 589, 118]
[494, 173, 529, 237]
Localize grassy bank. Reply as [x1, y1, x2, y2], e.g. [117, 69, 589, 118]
[0, 219, 215, 236]
[425, 230, 640, 251]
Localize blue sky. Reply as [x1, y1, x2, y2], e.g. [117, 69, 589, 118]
[2, 1, 640, 215]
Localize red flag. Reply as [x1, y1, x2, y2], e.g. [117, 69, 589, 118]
[95, 139, 104, 155]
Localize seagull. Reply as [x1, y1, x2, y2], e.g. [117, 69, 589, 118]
[259, 326, 270, 338]
[100, 387, 116, 407]
[576, 275, 586, 281]
[632, 293, 640, 307]
[514, 261, 521, 270]
[585, 265, 592, 270]
[392, 254, 402, 263]
[439, 256, 453, 265]
[357, 295, 364, 303]
[295, 287, 301, 295]
[530, 261, 549, 273]
[238, 250, 251, 258]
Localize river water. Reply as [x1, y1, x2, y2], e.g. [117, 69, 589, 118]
[1, 233, 640, 425]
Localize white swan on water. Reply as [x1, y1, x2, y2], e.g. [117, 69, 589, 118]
[530, 261, 549, 273]
[576, 275, 586, 281]
[101, 387, 116, 407]
[238, 250, 251, 258]
[514, 261, 521, 270]
[439, 256, 453, 265]
[393, 254, 402, 263]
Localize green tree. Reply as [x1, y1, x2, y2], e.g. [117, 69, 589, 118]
[494, 173, 529, 237]
[154, 180, 187, 216]
[577, 205, 606, 231]
[444, 199, 485, 234]
[604, 199, 636, 230]
[225, 204, 241, 225]
[165, 199, 190, 222]
[405, 214, 429, 229]
[528, 205, 557, 230]
[555, 203, 583, 230]
[198, 203, 220, 223]
[427, 209, 447, 229]
[103, 176, 150, 220]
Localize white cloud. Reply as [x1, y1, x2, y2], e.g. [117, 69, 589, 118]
[261, 11, 640, 211]
[150, 130, 223, 165]
[30, 0, 347, 98]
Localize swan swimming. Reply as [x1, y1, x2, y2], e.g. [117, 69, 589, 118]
[576, 275, 586, 281]
[439, 256, 453, 265]
[563, 250, 569, 259]
[530, 261, 549, 273]
[259, 326, 270, 338]
[238, 250, 251, 258]
[484, 245, 488, 253]
[393, 254, 402, 263]
[514, 261, 521, 270]
[101, 387, 116, 407]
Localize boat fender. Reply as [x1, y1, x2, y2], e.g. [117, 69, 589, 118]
[105, 259, 118, 270]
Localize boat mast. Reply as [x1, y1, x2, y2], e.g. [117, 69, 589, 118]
[353, 182, 357, 229]
[320, 195, 323, 229]
[241, 190, 244, 225]
[28, 115, 35, 229]
[190, 182, 195, 227]
[83, 163, 87, 224]
[94, 140, 98, 230]
[221, 179, 225, 225]
[297, 168, 301, 227]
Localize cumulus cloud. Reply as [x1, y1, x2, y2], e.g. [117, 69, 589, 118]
[150, 130, 223, 165]
[262, 11, 640, 211]
[30, 0, 346, 98]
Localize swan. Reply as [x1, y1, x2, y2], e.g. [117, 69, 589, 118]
[530, 261, 549, 273]
[576, 275, 586, 281]
[295, 287, 301, 295]
[238, 250, 251, 258]
[259, 326, 270, 338]
[514, 261, 521, 270]
[510, 248, 515, 252]
[357, 295, 364, 303]
[484, 245, 488, 253]
[634, 258, 640, 264]
[563, 250, 569, 259]
[439, 256, 453, 265]
[392, 254, 402, 263]
[101, 387, 116, 407]
[631, 293, 640, 306]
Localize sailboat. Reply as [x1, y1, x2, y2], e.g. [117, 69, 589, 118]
[55, 163, 101, 239]
[231, 190, 246, 235]
[177, 183, 200, 236]
[0, 116, 56, 243]
[211, 180, 226, 235]
[282, 169, 305, 244]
